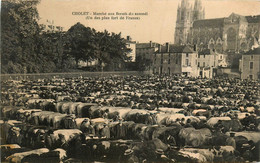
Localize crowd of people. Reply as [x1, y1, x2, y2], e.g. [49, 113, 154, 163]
[1, 74, 259, 162]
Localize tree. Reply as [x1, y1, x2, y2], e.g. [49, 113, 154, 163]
[64, 23, 96, 66]
[134, 55, 153, 71]
[1, 0, 42, 73]
[94, 31, 132, 69]
[64, 23, 132, 71]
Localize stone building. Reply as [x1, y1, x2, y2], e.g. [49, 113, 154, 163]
[240, 47, 260, 80]
[174, 0, 205, 45]
[198, 49, 227, 68]
[153, 43, 199, 77]
[136, 41, 160, 60]
[174, 0, 260, 53]
[197, 49, 228, 78]
[192, 13, 260, 53]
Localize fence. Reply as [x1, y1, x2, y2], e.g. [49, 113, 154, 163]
[1, 71, 151, 81]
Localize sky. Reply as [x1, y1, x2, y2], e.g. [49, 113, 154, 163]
[37, 0, 260, 44]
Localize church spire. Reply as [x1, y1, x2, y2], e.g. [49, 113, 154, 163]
[192, 0, 204, 21]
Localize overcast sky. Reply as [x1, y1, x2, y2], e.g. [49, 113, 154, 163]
[37, 0, 260, 44]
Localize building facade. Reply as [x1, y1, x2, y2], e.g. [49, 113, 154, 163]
[174, 0, 260, 53]
[136, 41, 160, 60]
[240, 47, 260, 80]
[192, 13, 260, 53]
[198, 49, 228, 68]
[197, 49, 228, 78]
[153, 44, 199, 77]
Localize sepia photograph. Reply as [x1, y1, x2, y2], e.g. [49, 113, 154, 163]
[1, 0, 260, 162]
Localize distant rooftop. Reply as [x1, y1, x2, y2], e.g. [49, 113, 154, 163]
[243, 47, 260, 55]
[136, 42, 160, 49]
[198, 49, 211, 55]
[156, 44, 194, 53]
[245, 15, 260, 23]
[193, 18, 224, 28]
[193, 13, 260, 28]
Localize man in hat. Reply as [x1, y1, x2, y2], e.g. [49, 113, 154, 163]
[8, 126, 22, 145]
[121, 149, 139, 163]
[226, 132, 236, 149]
[80, 118, 90, 132]
[155, 149, 172, 162]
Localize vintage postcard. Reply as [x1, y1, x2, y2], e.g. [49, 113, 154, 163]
[1, 0, 260, 162]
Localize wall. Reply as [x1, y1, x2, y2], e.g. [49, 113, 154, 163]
[0, 71, 150, 81]
[241, 54, 260, 79]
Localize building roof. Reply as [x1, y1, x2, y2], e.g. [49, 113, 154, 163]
[243, 47, 260, 55]
[123, 39, 136, 44]
[245, 15, 260, 23]
[193, 18, 224, 28]
[136, 42, 159, 49]
[198, 49, 211, 55]
[157, 44, 194, 53]
[193, 14, 260, 29]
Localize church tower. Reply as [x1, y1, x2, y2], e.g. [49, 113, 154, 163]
[174, 0, 205, 45]
[192, 0, 205, 21]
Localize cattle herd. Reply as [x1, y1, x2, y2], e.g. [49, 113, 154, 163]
[0, 74, 259, 162]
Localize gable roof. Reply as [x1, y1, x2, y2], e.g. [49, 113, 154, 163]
[198, 49, 211, 55]
[245, 15, 260, 23]
[136, 42, 159, 49]
[193, 18, 224, 28]
[243, 47, 260, 55]
[193, 14, 260, 29]
[156, 44, 194, 53]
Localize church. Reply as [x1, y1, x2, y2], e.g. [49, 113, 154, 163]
[174, 0, 260, 53]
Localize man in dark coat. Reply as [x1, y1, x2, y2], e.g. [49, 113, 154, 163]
[115, 119, 127, 139]
[226, 132, 236, 150]
[100, 124, 110, 139]
[1, 118, 12, 144]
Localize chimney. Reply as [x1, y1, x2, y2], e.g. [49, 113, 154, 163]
[158, 44, 161, 52]
[127, 36, 131, 41]
[150, 41, 152, 47]
[193, 44, 197, 52]
[166, 42, 169, 52]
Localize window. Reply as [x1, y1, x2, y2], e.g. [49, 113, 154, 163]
[220, 55, 223, 59]
[198, 55, 200, 58]
[186, 59, 189, 66]
[203, 62, 205, 67]
[168, 54, 170, 64]
[176, 57, 178, 64]
[251, 55, 254, 60]
[186, 53, 189, 57]
[250, 62, 253, 69]
[249, 75, 253, 79]
[168, 67, 171, 74]
[198, 62, 200, 67]
[204, 55, 205, 58]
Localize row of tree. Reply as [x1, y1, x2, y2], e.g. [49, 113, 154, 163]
[1, 0, 132, 74]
